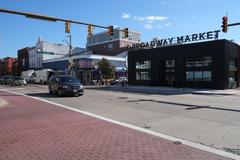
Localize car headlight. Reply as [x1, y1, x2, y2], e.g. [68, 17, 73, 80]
[80, 85, 84, 89]
[62, 86, 69, 89]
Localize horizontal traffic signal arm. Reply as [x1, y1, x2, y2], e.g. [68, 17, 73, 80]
[0, 8, 130, 35]
[0, 8, 108, 29]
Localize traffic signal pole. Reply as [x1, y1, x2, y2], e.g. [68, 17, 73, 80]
[0, 8, 108, 29]
[228, 22, 240, 27]
[221, 15, 240, 33]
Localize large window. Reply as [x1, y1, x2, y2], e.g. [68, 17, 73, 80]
[135, 60, 151, 80]
[136, 60, 151, 69]
[165, 60, 175, 72]
[165, 59, 175, 85]
[185, 56, 212, 82]
[186, 56, 212, 68]
[136, 72, 151, 80]
[186, 71, 212, 82]
[229, 58, 237, 88]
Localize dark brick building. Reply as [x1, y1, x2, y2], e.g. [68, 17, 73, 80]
[0, 59, 4, 75]
[3, 57, 17, 75]
[18, 47, 29, 73]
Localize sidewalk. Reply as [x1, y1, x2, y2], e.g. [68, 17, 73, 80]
[0, 90, 237, 160]
[86, 85, 240, 96]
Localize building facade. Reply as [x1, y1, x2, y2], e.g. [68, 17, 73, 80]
[86, 27, 141, 56]
[12, 60, 20, 76]
[43, 50, 127, 85]
[3, 57, 18, 75]
[0, 59, 4, 75]
[18, 47, 30, 73]
[128, 40, 240, 89]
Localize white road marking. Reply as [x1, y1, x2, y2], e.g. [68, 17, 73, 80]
[1, 88, 239, 160]
[0, 87, 26, 91]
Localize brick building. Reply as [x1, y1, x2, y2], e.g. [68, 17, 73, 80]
[18, 47, 29, 73]
[86, 27, 141, 56]
[0, 59, 4, 75]
[3, 57, 17, 75]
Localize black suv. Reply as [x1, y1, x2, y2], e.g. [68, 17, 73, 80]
[48, 75, 84, 97]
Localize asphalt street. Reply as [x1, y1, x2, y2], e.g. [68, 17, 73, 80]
[1, 84, 240, 155]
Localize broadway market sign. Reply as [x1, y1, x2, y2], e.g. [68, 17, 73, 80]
[129, 30, 220, 49]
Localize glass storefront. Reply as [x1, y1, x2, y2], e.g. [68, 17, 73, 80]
[185, 56, 212, 82]
[228, 58, 237, 88]
[165, 59, 175, 85]
[135, 60, 151, 80]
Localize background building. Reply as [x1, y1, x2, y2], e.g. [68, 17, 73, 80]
[86, 27, 141, 56]
[0, 59, 4, 75]
[18, 47, 29, 73]
[3, 57, 17, 75]
[43, 50, 126, 85]
[12, 60, 19, 76]
[128, 39, 240, 89]
[17, 37, 84, 70]
[28, 37, 70, 69]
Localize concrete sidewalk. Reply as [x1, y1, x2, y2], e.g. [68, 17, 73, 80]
[86, 85, 240, 96]
[0, 90, 237, 160]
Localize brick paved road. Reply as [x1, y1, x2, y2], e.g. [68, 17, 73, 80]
[0, 90, 233, 160]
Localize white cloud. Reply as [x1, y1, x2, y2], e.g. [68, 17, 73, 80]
[120, 13, 169, 30]
[134, 16, 168, 23]
[143, 23, 154, 29]
[122, 13, 130, 19]
[165, 23, 172, 26]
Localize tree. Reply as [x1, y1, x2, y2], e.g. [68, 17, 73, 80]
[97, 58, 115, 85]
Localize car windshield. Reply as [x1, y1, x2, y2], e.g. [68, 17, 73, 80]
[15, 77, 23, 80]
[60, 76, 80, 83]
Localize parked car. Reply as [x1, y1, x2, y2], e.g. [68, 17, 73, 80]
[48, 75, 84, 97]
[110, 78, 120, 85]
[0, 76, 4, 85]
[1, 76, 13, 85]
[10, 77, 27, 86]
[110, 77, 128, 85]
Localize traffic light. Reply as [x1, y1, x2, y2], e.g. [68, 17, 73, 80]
[65, 21, 70, 33]
[124, 28, 129, 38]
[108, 26, 113, 36]
[88, 25, 93, 36]
[222, 16, 228, 33]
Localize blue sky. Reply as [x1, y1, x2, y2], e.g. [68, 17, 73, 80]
[0, 0, 240, 58]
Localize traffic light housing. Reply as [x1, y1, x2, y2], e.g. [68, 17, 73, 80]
[65, 21, 70, 33]
[88, 25, 93, 36]
[124, 28, 129, 38]
[108, 26, 113, 36]
[222, 16, 228, 33]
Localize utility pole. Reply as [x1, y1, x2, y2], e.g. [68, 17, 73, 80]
[63, 34, 73, 75]
[68, 34, 73, 70]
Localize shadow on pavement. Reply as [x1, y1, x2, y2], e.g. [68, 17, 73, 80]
[86, 86, 192, 96]
[26, 92, 76, 98]
[186, 105, 240, 113]
[127, 99, 240, 113]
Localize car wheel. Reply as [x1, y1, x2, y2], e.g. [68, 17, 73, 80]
[58, 89, 62, 97]
[74, 93, 79, 97]
[49, 87, 53, 94]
